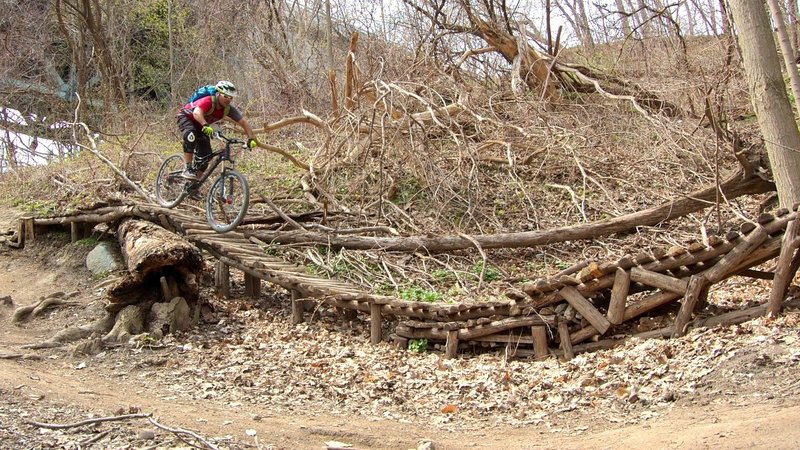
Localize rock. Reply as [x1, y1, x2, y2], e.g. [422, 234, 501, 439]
[137, 429, 155, 440]
[417, 440, 435, 450]
[71, 337, 104, 356]
[86, 242, 123, 276]
[0, 295, 12, 306]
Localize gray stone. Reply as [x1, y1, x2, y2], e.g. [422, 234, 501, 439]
[137, 429, 155, 440]
[418, 441, 436, 450]
[86, 242, 123, 276]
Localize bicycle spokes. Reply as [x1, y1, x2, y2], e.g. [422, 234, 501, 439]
[155, 154, 188, 208]
[206, 171, 249, 233]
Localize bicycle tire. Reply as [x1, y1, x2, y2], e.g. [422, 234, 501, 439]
[206, 170, 249, 233]
[155, 154, 188, 208]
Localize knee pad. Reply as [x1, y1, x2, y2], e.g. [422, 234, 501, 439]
[182, 129, 197, 153]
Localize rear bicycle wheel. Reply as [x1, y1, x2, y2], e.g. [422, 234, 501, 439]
[206, 170, 249, 233]
[155, 154, 188, 208]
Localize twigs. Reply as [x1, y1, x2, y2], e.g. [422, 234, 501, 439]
[147, 416, 220, 450]
[262, 195, 305, 230]
[27, 413, 153, 429]
[458, 232, 488, 292]
[66, 95, 154, 202]
[26, 412, 219, 450]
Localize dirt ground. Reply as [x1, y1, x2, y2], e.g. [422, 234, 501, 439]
[2, 220, 800, 449]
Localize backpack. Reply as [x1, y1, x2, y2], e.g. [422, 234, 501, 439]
[187, 84, 217, 103]
[185, 84, 229, 118]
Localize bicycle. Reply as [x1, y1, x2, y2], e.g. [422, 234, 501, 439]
[154, 131, 250, 233]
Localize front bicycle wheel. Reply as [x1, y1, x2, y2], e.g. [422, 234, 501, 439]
[155, 154, 188, 208]
[206, 170, 249, 233]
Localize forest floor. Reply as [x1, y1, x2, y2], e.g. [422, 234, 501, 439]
[1, 207, 800, 450]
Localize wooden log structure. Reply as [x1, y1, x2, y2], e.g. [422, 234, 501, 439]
[558, 321, 574, 360]
[215, 260, 230, 298]
[768, 218, 800, 316]
[7, 203, 800, 360]
[608, 267, 630, 324]
[291, 290, 304, 324]
[559, 286, 610, 334]
[673, 224, 770, 337]
[532, 326, 549, 361]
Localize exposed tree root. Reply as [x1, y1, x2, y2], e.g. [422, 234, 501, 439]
[102, 305, 144, 343]
[11, 291, 80, 323]
[21, 313, 115, 350]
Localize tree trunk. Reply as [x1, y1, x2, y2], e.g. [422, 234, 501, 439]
[635, 0, 652, 38]
[575, 0, 595, 47]
[766, 0, 800, 103]
[616, 0, 633, 37]
[248, 169, 773, 252]
[730, 0, 800, 208]
[789, 0, 800, 59]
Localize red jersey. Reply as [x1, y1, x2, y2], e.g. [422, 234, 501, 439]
[178, 95, 242, 126]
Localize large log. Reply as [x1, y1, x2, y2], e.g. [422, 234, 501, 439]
[117, 219, 203, 281]
[246, 169, 773, 252]
[106, 219, 203, 313]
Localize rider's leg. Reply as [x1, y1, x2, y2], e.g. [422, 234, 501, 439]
[194, 138, 212, 180]
[178, 118, 199, 179]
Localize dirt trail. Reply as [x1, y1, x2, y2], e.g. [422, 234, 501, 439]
[3, 350, 799, 450]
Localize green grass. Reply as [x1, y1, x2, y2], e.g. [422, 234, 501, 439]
[12, 199, 57, 215]
[398, 285, 441, 303]
[73, 236, 101, 247]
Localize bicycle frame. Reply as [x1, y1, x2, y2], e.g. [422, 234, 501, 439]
[185, 133, 243, 193]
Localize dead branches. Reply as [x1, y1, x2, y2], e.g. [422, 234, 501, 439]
[246, 168, 773, 252]
[27, 412, 220, 450]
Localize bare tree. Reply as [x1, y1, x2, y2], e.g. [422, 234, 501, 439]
[788, 0, 800, 60]
[615, 0, 634, 37]
[766, 0, 800, 103]
[729, 0, 800, 207]
[401, 0, 557, 101]
[554, 0, 595, 48]
[53, 0, 127, 104]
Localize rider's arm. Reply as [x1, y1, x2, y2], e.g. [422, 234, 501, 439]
[237, 117, 256, 141]
[192, 106, 209, 126]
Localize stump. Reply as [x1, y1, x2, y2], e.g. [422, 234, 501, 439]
[103, 219, 204, 341]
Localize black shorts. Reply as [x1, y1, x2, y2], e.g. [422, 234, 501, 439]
[176, 115, 213, 170]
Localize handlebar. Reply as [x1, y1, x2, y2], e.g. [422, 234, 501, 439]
[215, 131, 246, 147]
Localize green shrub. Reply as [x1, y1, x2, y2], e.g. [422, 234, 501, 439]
[408, 338, 428, 353]
[473, 261, 500, 282]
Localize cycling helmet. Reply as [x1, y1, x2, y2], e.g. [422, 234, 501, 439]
[215, 80, 237, 98]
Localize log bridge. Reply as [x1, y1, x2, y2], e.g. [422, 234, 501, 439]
[6, 202, 800, 360]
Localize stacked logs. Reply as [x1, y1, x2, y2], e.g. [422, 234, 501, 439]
[395, 209, 798, 358]
[9, 203, 799, 359]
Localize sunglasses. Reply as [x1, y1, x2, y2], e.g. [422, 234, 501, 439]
[220, 93, 233, 99]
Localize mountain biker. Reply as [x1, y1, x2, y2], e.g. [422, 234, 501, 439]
[176, 80, 258, 182]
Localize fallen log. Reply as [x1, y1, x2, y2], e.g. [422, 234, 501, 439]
[106, 218, 202, 313]
[246, 169, 773, 252]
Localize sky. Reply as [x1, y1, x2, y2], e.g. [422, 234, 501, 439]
[0, 108, 75, 171]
